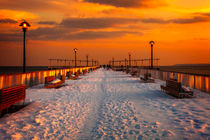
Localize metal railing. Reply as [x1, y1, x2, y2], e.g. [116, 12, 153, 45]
[0, 66, 98, 89]
[113, 66, 210, 93]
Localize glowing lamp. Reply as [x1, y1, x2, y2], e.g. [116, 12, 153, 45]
[23, 23, 27, 28]
[19, 20, 30, 73]
[74, 48, 78, 67]
[74, 48, 78, 52]
[149, 40, 155, 69]
[19, 21, 30, 32]
[149, 41, 155, 46]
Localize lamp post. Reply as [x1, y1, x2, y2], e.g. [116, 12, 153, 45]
[128, 53, 131, 67]
[124, 58, 127, 66]
[112, 58, 114, 67]
[19, 21, 30, 73]
[64, 59, 67, 68]
[86, 54, 89, 67]
[74, 48, 78, 67]
[149, 41, 155, 69]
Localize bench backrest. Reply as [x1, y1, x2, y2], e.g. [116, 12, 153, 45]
[77, 70, 81, 74]
[83, 70, 87, 74]
[0, 85, 26, 111]
[145, 73, 151, 77]
[45, 76, 55, 84]
[144, 73, 151, 80]
[166, 80, 182, 92]
[66, 71, 73, 78]
[75, 72, 79, 76]
[66, 72, 70, 78]
[60, 75, 65, 82]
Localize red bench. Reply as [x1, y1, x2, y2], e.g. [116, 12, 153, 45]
[140, 73, 155, 83]
[130, 71, 138, 77]
[0, 85, 26, 112]
[72, 72, 79, 80]
[160, 79, 194, 98]
[45, 75, 65, 88]
[66, 71, 79, 80]
[126, 69, 130, 74]
[82, 70, 87, 75]
[45, 76, 55, 85]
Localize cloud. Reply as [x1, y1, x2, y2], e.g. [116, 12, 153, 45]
[35, 17, 144, 40]
[38, 21, 57, 25]
[0, 17, 142, 42]
[29, 27, 141, 40]
[29, 27, 66, 40]
[1, 14, 209, 42]
[66, 31, 141, 40]
[60, 16, 210, 30]
[0, 27, 141, 41]
[0, 0, 61, 11]
[82, 0, 164, 8]
[60, 17, 138, 29]
[141, 18, 168, 24]
[0, 33, 21, 42]
[202, 13, 210, 17]
[60, 16, 210, 29]
[194, 12, 210, 17]
[83, 0, 147, 8]
[140, 15, 210, 24]
[169, 16, 209, 24]
[0, 18, 17, 24]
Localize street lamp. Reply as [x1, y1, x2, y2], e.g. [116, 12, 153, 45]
[74, 48, 78, 67]
[112, 58, 114, 67]
[19, 21, 30, 73]
[149, 41, 155, 69]
[86, 54, 89, 67]
[128, 53, 131, 67]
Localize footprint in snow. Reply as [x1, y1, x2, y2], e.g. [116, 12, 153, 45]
[135, 124, 141, 129]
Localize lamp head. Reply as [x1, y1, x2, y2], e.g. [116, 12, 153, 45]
[149, 41, 155, 46]
[74, 48, 78, 52]
[19, 21, 30, 31]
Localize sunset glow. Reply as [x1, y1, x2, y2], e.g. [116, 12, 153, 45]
[0, 0, 210, 65]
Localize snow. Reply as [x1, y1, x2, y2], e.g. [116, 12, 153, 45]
[0, 68, 210, 139]
[51, 79, 61, 84]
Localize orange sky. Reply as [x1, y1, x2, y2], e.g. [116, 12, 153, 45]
[0, 0, 210, 66]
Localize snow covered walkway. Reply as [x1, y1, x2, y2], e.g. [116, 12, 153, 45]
[0, 68, 209, 139]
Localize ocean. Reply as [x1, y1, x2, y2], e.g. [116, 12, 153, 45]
[0, 66, 49, 75]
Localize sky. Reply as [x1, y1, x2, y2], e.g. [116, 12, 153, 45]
[0, 0, 210, 66]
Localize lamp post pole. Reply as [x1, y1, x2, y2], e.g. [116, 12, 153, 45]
[149, 41, 155, 69]
[112, 58, 114, 67]
[151, 45, 153, 68]
[129, 53, 131, 67]
[74, 48, 78, 67]
[124, 58, 127, 66]
[64, 59, 67, 68]
[86, 55, 89, 67]
[23, 30, 26, 72]
[19, 21, 30, 73]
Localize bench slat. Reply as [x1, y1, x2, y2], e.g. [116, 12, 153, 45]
[161, 80, 193, 98]
[44, 75, 65, 88]
[0, 85, 26, 111]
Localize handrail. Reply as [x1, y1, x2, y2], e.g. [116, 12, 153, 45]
[0, 66, 99, 89]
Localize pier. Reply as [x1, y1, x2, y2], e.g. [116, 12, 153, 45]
[0, 68, 209, 139]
